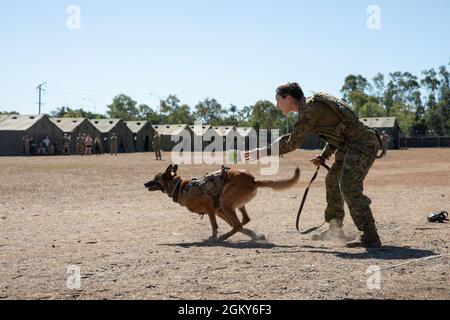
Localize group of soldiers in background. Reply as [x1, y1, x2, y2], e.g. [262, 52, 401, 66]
[22, 135, 52, 156]
[22, 132, 119, 156]
[21, 130, 389, 159]
[74, 132, 118, 156]
[74, 133, 101, 156]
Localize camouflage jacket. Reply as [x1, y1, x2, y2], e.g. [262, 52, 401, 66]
[275, 92, 369, 159]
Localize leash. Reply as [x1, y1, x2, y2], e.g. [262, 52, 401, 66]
[374, 129, 386, 159]
[296, 162, 330, 234]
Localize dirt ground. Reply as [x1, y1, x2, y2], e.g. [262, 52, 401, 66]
[0, 149, 449, 300]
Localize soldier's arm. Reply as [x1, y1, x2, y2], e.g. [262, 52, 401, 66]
[321, 143, 338, 160]
[269, 105, 320, 156]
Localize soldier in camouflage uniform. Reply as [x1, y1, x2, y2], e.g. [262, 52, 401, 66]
[75, 133, 83, 155]
[152, 132, 162, 161]
[110, 132, 118, 156]
[62, 134, 71, 155]
[246, 82, 382, 248]
[379, 131, 391, 158]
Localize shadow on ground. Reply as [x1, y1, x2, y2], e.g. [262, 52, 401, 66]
[307, 246, 438, 260]
[158, 242, 438, 261]
[157, 240, 299, 250]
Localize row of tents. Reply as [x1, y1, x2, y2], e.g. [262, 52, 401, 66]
[0, 115, 259, 156]
[0, 114, 402, 156]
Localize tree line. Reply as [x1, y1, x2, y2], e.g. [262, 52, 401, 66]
[341, 61, 450, 136]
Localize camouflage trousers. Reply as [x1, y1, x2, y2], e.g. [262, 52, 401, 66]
[324, 130, 380, 231]
[154, 145, 162, 159]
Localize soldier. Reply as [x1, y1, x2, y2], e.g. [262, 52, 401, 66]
[62, 134, 71, 155]
[245, 82, 382, 248]
[76, 133, 83, 155]
[379, 131, 391, 158]
[94, 137, 101, 156]
[22, 134, 33, 156]
[110, 132, 118, 156]
[42, 136, 51, 155]
[80, 134, 87, 155]
[85, 134, 93, 155]
[152, 132, 162, 161]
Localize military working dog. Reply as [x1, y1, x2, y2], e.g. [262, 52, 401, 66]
[145, 164, 300, 241]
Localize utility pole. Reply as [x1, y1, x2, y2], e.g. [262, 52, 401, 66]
[37, 82, 47, 114]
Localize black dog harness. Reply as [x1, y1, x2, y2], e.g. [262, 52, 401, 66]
[171, 166, 230, 208]
[171, 178, 183, 203]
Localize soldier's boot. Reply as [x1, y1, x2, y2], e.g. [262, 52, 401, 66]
[346, 223, 382, 248]
[311, 220, 346, 241]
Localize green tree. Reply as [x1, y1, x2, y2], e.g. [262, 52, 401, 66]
[372, 73, 386, 103]
[221, 104, 240, 127]
[347, 91, 385, 117]
[391, 103, 415, 134]
[106, 94, 139, 120]
[421, 68, 440, 109]
[50, 106, 105, 119]
[250, 100, 284, 131]
[357, 100, 387, 118]
[168, 104, 194, 124]
[194, 98, 226, 125]
[385, 72, 421, 115]
[341, 74, 371, 102]
[237, 106, 252, 127]
[138, 104, 167, 124]
[0, 110, 19, 115]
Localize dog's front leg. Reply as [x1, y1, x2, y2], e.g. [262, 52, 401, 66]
[207, 211, 219, 241]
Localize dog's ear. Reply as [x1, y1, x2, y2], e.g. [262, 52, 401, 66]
[172, 164, 179, 174]
[164, 164, 173, 176]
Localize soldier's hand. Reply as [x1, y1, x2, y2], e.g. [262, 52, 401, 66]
[311, 155, 326, 167]
[244, 148, 261, 161]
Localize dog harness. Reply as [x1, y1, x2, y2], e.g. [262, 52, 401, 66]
[172, 166, 230, 208]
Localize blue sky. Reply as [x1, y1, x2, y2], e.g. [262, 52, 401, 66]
[0, 0, 449, 115]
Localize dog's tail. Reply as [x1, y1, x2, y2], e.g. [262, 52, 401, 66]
[255, 167, 300, 191]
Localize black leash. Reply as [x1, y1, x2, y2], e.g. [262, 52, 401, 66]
[374, 129, 386, 159]
[296, 162, 330, 234]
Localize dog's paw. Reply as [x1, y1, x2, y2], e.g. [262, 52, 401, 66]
[207, 235, 218, 243]
[217, 235, 229, 242]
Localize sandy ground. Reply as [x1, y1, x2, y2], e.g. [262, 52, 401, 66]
[0, 149, 449, 300]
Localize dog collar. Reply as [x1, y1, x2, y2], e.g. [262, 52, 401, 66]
[171, 178, 183, 203]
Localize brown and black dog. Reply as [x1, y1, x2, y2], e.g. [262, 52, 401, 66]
[145, 164, 300, 241]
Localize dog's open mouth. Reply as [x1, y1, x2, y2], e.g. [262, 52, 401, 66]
[144, 181, 162, 191]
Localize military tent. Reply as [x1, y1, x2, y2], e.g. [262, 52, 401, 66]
[89, 119, 133, 153]
[189, 124, 212, 151]
[50, 118, 101, 154]
[234, 127, 257, 151]
[360, 117, 401, 149]
[0, 114, 64, 156]
[211, 126, 235, 151]
[124, 121, 156, 152]
[152, 124, 193, 152]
